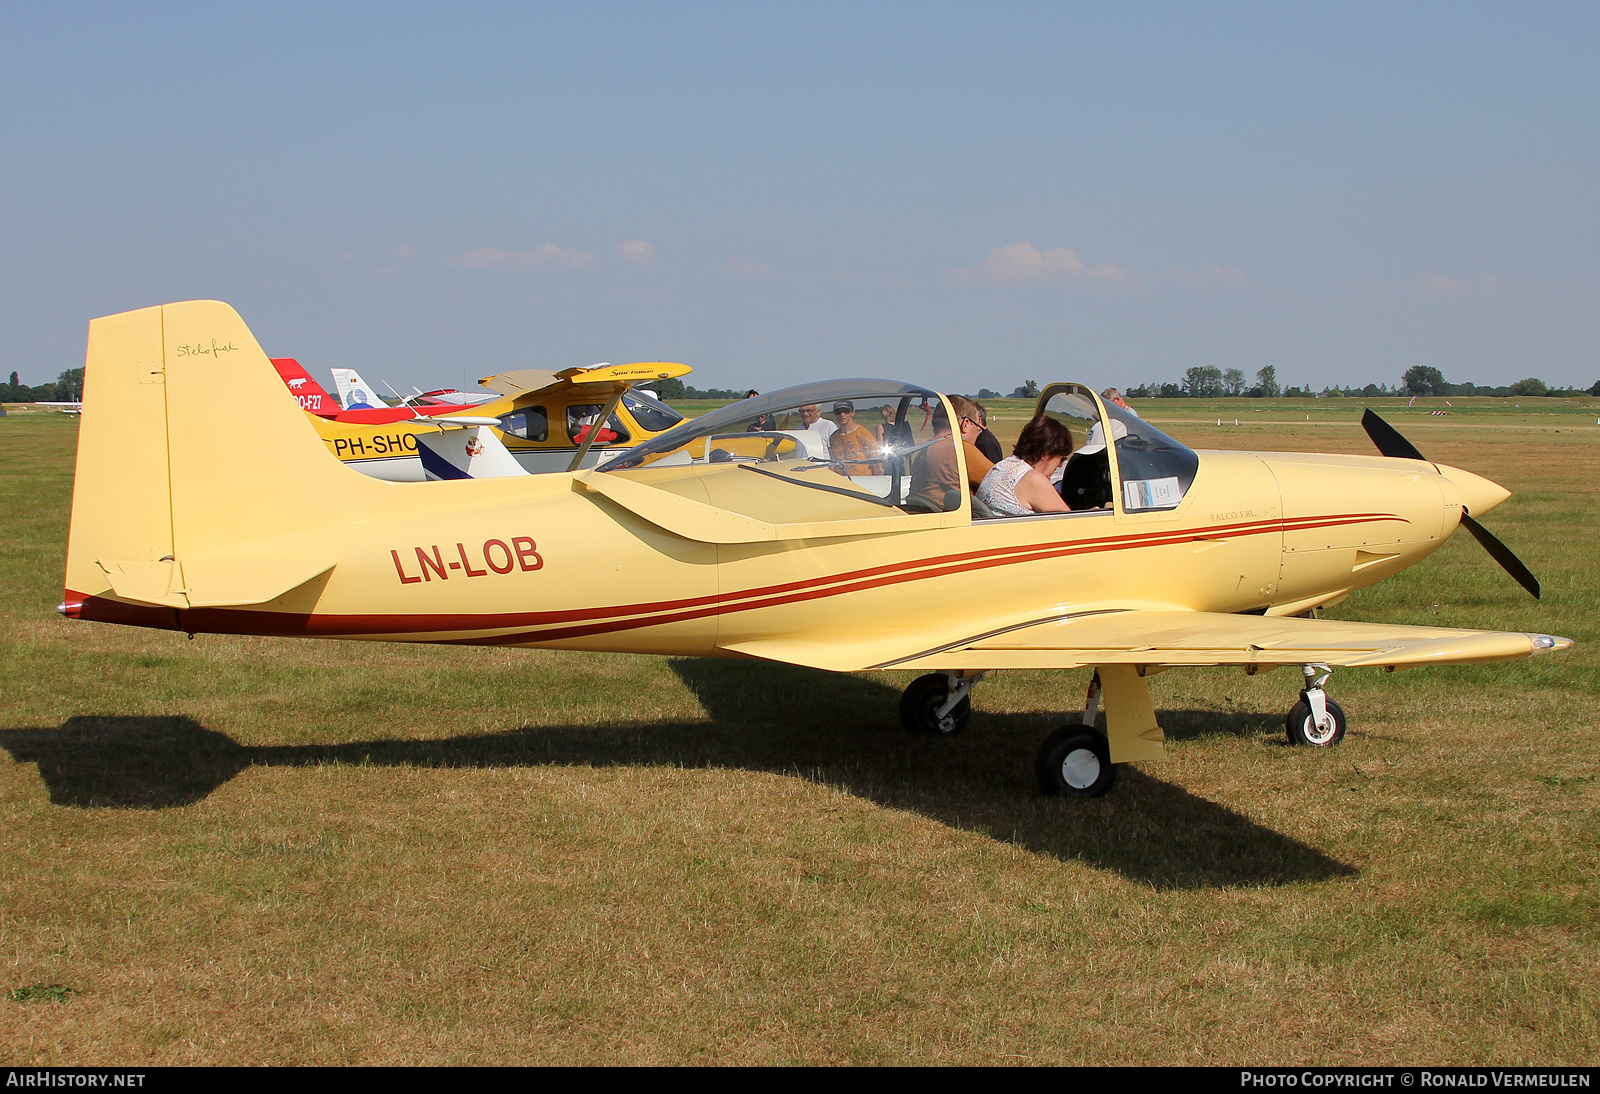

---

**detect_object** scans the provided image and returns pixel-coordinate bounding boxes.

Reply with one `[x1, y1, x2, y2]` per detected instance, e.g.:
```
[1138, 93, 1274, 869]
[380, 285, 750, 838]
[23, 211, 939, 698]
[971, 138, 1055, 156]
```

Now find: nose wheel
[1286, 663, 1347, 747]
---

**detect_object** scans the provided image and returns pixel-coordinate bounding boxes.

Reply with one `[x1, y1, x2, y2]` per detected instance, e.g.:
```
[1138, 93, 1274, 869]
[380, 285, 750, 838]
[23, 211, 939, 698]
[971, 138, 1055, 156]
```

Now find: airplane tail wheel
[899, 673, 970, 736]
[1036, 727, 1117, 798]
[1286, 694, 1347, 747]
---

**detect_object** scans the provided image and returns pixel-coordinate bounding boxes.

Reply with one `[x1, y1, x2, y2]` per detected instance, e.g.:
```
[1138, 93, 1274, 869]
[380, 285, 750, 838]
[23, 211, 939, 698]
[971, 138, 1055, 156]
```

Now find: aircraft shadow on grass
[0, 659, 1355, 890]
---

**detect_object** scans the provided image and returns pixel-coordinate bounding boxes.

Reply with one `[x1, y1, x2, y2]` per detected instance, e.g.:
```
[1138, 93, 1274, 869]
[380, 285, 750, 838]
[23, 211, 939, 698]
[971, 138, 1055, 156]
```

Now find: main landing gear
[897, 670, 1125, 798]
[898, 672, 981, 735]
[1035, 670, 1117, 798]
[1286, 663, 1346, 747]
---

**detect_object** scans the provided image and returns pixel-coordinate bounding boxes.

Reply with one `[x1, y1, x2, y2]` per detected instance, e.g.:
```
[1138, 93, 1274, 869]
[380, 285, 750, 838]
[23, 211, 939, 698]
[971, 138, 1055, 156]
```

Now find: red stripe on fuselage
[67, 510, 1404, 642]
[447, 511, 1405, 645]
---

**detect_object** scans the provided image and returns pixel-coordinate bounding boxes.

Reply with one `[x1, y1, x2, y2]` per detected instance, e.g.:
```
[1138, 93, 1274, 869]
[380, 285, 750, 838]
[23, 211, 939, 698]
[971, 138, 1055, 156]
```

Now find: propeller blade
[1361, 409, 1428, 462]
[1362, 411, 1539, 598]
[1460, 512, 1541, 599]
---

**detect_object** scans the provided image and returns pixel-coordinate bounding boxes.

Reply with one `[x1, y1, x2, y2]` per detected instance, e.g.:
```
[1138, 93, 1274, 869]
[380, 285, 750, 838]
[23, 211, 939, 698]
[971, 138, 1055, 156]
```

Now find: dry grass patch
[2, 409, 1597, 1064]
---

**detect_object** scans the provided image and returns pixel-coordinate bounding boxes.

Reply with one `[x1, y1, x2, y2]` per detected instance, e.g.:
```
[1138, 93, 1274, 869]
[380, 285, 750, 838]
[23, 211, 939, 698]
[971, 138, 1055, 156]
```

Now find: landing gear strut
[899, 667, 1158, 800]
[1035, 671, 1119, 798]
[1286, 663, 1346, 747]
[898, 672, 983, 736]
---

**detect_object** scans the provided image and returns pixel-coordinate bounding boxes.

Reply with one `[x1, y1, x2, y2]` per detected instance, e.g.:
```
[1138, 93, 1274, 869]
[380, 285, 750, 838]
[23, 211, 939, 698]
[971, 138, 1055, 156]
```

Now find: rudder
[64, 305, 175, 605]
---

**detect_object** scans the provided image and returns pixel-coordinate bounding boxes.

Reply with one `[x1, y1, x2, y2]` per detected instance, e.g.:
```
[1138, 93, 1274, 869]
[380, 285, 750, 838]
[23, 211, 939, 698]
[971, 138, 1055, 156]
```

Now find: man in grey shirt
[1101, 388, 1140, 418]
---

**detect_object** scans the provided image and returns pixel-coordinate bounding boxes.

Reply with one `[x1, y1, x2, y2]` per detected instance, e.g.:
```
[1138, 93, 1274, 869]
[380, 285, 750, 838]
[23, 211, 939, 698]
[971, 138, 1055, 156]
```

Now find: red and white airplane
[272, 359, 493, 424]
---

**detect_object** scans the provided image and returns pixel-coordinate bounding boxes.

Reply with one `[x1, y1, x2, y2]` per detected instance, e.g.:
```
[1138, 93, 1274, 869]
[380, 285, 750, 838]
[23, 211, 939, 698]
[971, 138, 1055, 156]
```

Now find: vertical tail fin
[65, 300, 396, 615]
[271, 357, 339, 416]
[329, 367, 381, 409]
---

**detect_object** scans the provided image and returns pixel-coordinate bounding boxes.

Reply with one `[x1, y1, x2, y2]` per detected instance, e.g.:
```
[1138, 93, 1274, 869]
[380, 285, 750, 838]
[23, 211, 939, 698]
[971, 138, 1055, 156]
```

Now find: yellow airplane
[61, 301, 1572, 798]
[307, 361, 694, 481]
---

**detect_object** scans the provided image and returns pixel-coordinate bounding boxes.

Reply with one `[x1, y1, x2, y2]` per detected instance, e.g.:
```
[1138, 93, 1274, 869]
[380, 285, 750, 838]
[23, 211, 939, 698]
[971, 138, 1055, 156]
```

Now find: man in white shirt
[797, 403, 838, 446]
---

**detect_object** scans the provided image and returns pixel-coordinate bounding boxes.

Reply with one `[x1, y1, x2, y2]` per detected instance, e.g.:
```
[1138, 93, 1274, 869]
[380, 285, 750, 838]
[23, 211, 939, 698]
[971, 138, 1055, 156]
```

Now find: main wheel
[1285, 694, 1347, 747]
[1035, 727, 1117, 798]
[899, 673, 970, 736]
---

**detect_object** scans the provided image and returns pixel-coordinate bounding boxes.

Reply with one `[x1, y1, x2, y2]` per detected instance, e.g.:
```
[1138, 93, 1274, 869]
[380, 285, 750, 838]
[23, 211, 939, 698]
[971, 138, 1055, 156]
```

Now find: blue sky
[3, 2, 1596, 394]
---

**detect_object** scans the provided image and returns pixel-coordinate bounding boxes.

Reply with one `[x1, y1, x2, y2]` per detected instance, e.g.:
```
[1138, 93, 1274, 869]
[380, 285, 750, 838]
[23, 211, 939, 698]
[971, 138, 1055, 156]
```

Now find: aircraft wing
[479, 362, 691, 397]
[722, 610, 1570, 674]
[478, 368, 561, 396]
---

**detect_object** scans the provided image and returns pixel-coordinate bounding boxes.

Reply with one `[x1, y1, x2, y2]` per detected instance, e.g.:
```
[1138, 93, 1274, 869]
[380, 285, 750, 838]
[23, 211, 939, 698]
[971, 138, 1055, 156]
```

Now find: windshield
[622, 389, 684, 433]
[602, 379, 966, 514]
[1102, 402, 1199, 511]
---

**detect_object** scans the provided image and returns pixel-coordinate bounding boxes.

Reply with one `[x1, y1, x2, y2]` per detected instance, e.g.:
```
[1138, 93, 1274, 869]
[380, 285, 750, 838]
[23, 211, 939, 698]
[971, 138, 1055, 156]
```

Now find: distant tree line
[650, 367, 1599, 405]
[666, 381, 754, 400]
[973, 382, 1041, 400]
[0, 368, 83, 403]
[1121, 364, 1598, 400]
[1390, 365, 1595, 399]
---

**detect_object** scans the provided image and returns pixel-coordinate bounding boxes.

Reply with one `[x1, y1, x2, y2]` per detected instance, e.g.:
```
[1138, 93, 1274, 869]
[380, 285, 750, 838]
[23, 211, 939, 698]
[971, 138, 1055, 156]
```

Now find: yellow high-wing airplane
[305, 361, 695, 481]
[61, 302, 1572, 798]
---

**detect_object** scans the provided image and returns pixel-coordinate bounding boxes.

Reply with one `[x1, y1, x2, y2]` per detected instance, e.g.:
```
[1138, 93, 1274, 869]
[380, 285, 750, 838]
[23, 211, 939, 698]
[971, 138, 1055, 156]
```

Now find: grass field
[1, 398, 1596, 1065]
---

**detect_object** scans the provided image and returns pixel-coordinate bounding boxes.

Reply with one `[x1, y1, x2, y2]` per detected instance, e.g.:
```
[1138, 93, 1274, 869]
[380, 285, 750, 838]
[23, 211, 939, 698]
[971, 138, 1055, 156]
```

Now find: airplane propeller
[1360, 409, 1541, 599]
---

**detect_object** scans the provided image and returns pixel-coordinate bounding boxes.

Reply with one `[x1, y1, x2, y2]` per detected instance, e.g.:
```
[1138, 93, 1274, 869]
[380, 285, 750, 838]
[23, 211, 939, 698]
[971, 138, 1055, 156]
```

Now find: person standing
[877, 403, 913, 449]
[828, 400, 881, 475]
[1101, 387, 1140, 418]
[973, 403, 1003, 463]
[744, 389, 776, 432]
[796, 403, 837, 446]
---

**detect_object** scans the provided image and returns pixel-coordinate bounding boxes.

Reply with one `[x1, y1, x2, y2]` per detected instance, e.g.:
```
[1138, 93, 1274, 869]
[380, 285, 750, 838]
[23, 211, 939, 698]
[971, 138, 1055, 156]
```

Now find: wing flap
[572, 470, 944, 544]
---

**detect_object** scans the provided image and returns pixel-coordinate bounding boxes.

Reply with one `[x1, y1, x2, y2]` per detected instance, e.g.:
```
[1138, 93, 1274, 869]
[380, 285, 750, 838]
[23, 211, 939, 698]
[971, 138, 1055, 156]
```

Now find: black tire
[1035, 727, 1118, 798]
[898, 673, 970, 736]
[1285, 694, 1347, 747]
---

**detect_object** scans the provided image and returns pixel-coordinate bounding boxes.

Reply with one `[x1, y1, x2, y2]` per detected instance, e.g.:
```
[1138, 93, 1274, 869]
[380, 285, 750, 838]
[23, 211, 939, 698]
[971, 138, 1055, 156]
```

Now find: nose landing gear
[1287, 663, 1346, 747]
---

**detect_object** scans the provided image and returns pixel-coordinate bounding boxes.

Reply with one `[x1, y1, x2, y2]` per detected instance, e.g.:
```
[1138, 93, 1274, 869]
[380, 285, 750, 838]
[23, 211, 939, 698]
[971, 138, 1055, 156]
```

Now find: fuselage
[66, 445, 1482, 666]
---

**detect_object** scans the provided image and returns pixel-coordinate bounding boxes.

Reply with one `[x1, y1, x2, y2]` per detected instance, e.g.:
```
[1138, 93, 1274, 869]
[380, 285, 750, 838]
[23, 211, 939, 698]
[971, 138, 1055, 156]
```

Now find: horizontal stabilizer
[416, 425, 530, 481]
[97, 559, 185, 607]
[98, 555, 335, 609]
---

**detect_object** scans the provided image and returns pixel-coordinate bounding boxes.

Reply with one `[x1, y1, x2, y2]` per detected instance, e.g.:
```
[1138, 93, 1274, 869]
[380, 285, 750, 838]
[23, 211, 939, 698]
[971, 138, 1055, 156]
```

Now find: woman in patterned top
[975, 414, 1074, 516]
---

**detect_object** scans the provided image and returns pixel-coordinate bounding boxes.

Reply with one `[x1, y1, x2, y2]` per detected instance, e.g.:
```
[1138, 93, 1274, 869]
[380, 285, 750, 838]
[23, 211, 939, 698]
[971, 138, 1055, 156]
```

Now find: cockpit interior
[601, 380, 1200, 525]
